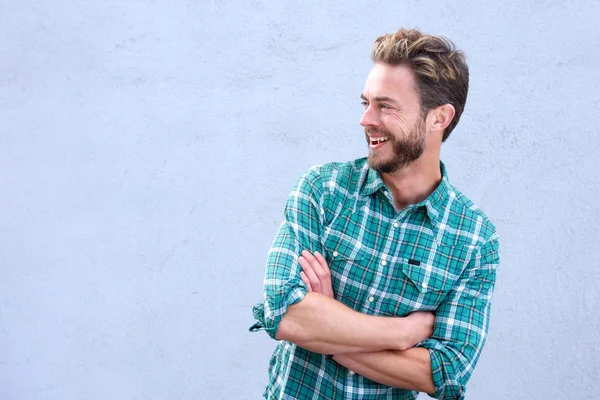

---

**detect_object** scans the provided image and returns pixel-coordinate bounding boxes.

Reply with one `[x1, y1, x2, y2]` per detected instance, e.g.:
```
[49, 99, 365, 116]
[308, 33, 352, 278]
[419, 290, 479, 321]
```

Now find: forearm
[334, 348, 435, 394]
[276, 292, 415, 354]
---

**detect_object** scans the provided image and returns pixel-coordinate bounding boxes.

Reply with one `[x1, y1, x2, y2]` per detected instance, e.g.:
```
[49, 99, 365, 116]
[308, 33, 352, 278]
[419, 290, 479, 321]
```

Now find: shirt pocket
[386, 259, 461, 316]
[402, 261, 459, 293]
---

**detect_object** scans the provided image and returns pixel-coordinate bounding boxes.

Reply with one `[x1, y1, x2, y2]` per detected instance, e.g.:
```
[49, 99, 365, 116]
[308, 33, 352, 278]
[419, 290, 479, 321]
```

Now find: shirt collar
[359, 160, 452, 224]
[359, 162, 387, 197]
[418, 161, 451, 223]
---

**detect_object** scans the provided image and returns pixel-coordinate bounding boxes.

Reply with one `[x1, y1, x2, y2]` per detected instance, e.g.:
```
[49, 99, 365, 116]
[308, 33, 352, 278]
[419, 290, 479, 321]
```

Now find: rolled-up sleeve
[417, 234, 500, 399]
[251, 167, 327, 339]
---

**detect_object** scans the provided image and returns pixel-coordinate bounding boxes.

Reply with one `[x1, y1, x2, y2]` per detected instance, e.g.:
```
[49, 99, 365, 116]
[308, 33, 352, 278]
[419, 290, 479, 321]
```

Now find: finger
[313, 251, 333, 297]
[302, 250, 329, 281]
[301, 250, 322, 271]
[314, 251, 330, 273]
[300, 271, 313, 292]
[298, 255, 321, 292]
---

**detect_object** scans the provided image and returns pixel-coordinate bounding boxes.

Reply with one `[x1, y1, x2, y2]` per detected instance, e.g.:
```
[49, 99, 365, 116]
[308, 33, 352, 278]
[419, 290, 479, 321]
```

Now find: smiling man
[250, 28, 500, 400]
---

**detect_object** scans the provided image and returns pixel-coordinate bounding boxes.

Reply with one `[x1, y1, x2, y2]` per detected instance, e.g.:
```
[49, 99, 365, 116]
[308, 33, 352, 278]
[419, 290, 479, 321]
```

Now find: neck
[380, 152, 442, 211]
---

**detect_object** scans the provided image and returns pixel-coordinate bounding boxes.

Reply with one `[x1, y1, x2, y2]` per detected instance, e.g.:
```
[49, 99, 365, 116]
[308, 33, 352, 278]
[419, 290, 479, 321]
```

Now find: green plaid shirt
[251, 158, 500, 400]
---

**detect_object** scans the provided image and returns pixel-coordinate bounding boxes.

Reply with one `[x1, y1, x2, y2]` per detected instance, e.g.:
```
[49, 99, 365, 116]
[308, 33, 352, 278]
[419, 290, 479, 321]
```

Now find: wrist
[391, 317, 414, 351]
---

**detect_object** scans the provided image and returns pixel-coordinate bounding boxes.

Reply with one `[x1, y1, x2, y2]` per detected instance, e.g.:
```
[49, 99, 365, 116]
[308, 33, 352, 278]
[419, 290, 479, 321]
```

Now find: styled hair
[371, 28, 469, 141]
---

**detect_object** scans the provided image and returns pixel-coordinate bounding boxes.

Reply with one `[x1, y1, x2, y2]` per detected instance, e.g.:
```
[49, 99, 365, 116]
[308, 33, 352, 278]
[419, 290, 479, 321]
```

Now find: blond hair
[371, 28, 469, 141]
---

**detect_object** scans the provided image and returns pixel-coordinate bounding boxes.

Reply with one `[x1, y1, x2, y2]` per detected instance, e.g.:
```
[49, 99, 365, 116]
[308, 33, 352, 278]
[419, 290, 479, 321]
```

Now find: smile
[369, 137, 389, 145]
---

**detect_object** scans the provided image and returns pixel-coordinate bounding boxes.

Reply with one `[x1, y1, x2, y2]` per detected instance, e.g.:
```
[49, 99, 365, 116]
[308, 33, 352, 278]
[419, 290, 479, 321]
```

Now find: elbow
[421, 382, 437, 397]
[275, 308, 309, 344]
[275, 318, 291, 341]
[262, 283, 309, 341]
[409, 349, 437, 395]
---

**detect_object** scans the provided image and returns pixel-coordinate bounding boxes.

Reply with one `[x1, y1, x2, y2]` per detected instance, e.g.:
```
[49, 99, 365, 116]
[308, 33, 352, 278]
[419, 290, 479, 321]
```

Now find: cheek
[383, 114, 412, 134]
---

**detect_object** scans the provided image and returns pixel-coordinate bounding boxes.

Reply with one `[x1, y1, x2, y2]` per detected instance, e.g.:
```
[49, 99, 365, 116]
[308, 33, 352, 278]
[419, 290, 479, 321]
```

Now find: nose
[360, 104, 380, 128]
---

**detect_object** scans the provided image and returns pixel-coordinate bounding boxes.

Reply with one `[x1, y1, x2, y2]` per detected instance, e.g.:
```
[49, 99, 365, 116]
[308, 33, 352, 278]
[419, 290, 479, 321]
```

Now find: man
[250, 28, 500, 400]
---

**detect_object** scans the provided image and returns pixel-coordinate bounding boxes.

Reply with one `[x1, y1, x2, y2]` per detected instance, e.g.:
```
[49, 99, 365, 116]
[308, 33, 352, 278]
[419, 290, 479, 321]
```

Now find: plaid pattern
[251, 158, 500, 400]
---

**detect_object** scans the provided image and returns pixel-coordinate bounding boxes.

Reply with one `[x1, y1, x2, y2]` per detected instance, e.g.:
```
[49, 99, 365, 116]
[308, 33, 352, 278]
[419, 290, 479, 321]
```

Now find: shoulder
[297, 158, 367, 195]
[444, 183, 498, 246]
[291, 159, 367, 221]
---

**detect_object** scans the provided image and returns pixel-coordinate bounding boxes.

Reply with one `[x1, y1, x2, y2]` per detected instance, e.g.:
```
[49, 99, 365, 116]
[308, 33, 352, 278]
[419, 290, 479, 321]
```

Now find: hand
[404, 311, 435, 348]
[298, 250, 335, 298]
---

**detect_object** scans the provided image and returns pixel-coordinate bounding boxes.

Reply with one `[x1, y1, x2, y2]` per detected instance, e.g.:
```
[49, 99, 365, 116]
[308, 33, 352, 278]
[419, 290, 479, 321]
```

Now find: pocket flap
[401, 261, 457, 293]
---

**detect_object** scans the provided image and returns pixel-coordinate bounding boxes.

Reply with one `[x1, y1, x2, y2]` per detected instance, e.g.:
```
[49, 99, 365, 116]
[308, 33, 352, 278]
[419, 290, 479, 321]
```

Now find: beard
[366, 119, 426, 174]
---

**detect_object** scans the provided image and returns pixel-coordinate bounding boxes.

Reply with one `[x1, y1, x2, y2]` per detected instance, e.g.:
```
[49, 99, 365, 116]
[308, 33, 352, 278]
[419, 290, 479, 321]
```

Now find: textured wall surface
[1, 1, 599, 399]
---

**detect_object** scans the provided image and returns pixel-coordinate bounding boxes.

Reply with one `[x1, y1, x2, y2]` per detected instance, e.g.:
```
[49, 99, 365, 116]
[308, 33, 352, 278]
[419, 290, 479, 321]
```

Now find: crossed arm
[276, 250, 436, 393]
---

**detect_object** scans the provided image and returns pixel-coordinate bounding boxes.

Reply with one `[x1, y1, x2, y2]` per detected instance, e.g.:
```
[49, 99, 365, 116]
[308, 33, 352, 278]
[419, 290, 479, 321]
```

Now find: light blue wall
[1, 1, 599, 399]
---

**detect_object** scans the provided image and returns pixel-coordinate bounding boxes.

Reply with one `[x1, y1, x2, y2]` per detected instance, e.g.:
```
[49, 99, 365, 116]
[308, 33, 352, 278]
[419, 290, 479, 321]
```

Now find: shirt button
[422, 282, 427, 289]
[381, 260, 387, 266]
[368, 296, 375, 302]
[349, 370, 355, 376]
[393, 222, 399, 228]
[333, 251, 339, 257]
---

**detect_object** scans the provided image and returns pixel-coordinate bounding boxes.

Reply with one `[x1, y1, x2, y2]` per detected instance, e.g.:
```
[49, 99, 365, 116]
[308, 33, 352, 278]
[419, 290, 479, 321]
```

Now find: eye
[379, 104, 391, 110]
[361, 101, 368, 108]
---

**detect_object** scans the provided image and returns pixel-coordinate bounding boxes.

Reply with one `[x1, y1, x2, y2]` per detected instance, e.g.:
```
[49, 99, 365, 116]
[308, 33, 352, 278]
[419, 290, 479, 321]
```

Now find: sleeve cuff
[416, 339, 463, 399]
[250, 285, 307, 339]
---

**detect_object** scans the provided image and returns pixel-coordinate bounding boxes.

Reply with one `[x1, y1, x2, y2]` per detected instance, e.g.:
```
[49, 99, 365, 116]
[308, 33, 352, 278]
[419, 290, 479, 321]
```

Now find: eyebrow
[360, 94, 399, 104]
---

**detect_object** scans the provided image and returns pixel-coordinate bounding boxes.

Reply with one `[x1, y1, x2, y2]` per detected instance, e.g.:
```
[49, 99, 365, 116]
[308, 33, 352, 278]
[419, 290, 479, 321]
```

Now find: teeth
[371, 137, 388, 143]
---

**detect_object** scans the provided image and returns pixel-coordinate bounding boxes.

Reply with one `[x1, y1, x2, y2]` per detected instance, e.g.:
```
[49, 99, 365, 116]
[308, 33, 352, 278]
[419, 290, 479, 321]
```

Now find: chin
[367, 152, 391, 172]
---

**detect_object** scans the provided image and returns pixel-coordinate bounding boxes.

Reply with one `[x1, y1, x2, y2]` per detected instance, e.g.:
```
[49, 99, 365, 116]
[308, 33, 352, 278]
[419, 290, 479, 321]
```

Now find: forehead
[363, 63, 419, 102]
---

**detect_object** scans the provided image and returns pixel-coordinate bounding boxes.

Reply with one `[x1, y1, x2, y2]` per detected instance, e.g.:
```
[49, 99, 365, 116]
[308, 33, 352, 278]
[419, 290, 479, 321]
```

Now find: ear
[428, 104, 455, 134]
